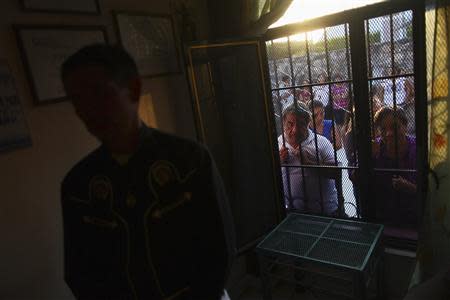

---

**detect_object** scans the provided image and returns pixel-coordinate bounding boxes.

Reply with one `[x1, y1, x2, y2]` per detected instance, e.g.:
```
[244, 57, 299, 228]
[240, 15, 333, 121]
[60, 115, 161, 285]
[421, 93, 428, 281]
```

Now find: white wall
[0, 0, 206, 298]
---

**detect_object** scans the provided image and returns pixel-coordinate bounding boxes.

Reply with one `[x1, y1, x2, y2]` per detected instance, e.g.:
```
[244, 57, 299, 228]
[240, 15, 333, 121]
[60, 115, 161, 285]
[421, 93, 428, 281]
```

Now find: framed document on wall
[14, 25, 108, 105]
[0, 61, 31, 152]
[20, 0, 100, 14]
[114, 11, 181, 78]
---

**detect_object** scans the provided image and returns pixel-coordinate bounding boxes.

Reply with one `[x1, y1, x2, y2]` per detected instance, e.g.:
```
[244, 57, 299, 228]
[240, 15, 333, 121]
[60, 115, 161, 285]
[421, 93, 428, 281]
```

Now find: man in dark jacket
[60, 44, 235, 300]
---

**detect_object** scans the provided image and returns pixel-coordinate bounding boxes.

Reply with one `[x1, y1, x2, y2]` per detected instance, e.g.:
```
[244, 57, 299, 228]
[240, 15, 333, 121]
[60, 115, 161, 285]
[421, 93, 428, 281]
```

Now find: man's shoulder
[146, 128, 207, 156]
[315, 132, 333, 146]
[62, 146, 104, 188]
[312, 133, 335, 160]
[305, 130, 329, 146]
[142, 128, 210, 168]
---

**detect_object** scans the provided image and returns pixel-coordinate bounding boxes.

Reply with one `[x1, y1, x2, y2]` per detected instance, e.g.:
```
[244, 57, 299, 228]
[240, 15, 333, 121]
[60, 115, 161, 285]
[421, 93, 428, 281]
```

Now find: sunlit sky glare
[270, 0, 385, 29]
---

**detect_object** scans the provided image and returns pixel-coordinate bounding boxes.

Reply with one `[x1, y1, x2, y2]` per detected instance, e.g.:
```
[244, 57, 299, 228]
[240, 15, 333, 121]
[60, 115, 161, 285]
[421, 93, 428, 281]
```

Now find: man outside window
[278, 103, 339, 215]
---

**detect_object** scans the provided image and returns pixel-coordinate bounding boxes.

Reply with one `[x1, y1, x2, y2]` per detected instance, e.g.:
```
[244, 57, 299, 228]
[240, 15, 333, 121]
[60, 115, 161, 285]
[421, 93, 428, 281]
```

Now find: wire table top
[257, 213, 384, 271]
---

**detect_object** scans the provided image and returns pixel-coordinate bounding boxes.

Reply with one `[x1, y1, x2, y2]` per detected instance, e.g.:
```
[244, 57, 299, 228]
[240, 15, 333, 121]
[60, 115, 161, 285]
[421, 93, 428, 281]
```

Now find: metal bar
[307, 29, 326, 214]
[428, 5, 438, 158]
[361, 226, 384, 272]
[282, 165, 417, 175]
[366, 20, 377, 139]
[258, 40, 286, 223]
[272, 39, 293, 210]
[324, 27, 339, 166]
[279, 228, 373, 247]
[368, 72, 415, 80]
[286, 35, 310, 210]
[304, 219, 335, 257]
[367, 19, 373, 78]
[372, 168, 417, 173]
[272, 79, 354, 91]
[296, 32, 315, 209]
[287, 36, 297, 105]
[282, 165, 357, 170]
[349, 18, 372, 221]
[189, 40, 262, 49]
[271, 41, 285, 146]
[345, 26, 357, 160]
[390, 13, 400, 170]
[369, 80, 376, 138]
[345, 22, 361, 217]
[187, 48, 207, 142]
[413, 2, 428, 227]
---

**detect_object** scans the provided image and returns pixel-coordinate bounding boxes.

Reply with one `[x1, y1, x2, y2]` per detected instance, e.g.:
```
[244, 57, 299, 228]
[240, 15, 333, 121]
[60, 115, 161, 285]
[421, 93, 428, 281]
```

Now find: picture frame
[14, 25, 108, 105]
[20, 0, 100, 15]
[113, 11, 181, 78]
[0, 61, 32, 152]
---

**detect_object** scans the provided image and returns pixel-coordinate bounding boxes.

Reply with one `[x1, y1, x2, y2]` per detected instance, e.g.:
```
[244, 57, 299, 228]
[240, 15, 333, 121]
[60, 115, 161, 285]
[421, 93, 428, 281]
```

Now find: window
[267, 23, 358, 218]
[266, 5, 423, 245]
[186, 1, 425, 253]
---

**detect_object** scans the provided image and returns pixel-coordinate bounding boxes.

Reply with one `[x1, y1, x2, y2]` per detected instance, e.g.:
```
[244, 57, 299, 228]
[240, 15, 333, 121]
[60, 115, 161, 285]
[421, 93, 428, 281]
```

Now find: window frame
[263, 0, 427, 249]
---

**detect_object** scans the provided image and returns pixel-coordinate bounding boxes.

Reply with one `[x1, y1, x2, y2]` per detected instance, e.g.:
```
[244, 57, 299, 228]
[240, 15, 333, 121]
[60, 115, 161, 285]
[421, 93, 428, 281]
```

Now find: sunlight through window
[270, 0, 386, 28]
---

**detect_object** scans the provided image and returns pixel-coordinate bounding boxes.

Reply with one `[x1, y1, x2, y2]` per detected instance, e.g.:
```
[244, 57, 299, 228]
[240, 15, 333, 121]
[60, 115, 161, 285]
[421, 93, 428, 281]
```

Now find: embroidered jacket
[61, 125, 235, 299]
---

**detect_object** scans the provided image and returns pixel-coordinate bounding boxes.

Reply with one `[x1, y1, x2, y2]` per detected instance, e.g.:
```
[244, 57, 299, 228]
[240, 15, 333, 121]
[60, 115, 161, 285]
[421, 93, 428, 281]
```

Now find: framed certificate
[114, 11, 181, 77]
[0, 61, 31, 152]
[15, 24, 108, 105]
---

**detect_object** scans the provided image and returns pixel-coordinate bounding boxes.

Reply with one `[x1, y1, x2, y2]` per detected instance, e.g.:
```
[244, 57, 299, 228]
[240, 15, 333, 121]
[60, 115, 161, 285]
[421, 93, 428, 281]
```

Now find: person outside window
[312, 73, 330, 108]
[330, 73, 350, 128]
[372, 106, 417, 226]
[311, 100, 342, 149]
[296, 79, 312, 105]
[278, 103, 338, 215]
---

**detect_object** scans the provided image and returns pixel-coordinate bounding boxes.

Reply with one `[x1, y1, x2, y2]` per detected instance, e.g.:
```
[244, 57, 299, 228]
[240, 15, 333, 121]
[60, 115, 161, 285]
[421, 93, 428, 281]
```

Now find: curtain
[412, 0, 450, 285]
[241, 0, 293, 36]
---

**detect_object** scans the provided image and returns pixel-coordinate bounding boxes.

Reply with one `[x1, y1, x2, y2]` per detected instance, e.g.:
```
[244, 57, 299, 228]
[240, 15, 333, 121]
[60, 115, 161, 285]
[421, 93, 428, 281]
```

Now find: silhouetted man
[60, 44, 235, 300]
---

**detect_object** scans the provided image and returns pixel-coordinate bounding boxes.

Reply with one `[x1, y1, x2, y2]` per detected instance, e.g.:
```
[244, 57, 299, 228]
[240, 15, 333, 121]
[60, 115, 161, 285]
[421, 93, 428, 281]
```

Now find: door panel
[187, 41, 284, 253]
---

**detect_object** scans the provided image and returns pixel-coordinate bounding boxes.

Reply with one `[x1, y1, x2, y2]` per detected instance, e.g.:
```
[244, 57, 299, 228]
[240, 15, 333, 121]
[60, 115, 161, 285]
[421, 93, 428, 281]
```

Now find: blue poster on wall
[0, 62, 31, 152]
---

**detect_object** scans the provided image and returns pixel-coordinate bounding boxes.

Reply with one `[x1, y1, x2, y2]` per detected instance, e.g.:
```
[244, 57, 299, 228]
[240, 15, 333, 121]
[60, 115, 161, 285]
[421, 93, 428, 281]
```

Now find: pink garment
[331, 84, 349, 110]
[296, 88, 311, 103]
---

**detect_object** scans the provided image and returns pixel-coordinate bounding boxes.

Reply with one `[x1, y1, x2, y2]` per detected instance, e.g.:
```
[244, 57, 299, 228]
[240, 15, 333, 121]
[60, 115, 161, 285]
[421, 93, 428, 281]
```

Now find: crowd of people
[275, 69, 417, 226]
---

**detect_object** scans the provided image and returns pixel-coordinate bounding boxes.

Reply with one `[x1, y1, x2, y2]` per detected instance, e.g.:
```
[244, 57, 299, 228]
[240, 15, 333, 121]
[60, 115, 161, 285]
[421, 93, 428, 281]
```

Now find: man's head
[281, 75, 290, 84]
[317, 73, 327, 83]
[61, 44, 141, 142]
[374, 106, 408, 143]
[312, 100, 325, 125]
[334, 73, 343, 82]
[282, 103, 311, 144]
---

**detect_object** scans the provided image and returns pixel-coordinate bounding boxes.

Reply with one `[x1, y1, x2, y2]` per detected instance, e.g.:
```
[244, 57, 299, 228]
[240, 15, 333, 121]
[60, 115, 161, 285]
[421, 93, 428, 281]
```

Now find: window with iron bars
[267, 9, 419, 241]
